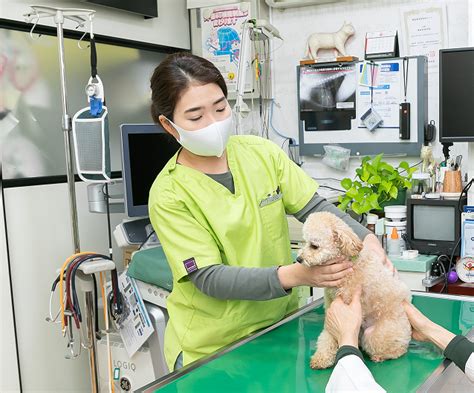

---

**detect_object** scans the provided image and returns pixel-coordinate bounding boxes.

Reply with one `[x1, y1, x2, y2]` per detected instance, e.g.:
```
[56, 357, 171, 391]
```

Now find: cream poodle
[297, 212, 412, 369]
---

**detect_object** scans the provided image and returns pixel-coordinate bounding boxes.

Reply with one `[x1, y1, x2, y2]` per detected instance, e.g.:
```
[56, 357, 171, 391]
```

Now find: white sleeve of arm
[465, 353, 474, 383]
[325, 355, 386, 393]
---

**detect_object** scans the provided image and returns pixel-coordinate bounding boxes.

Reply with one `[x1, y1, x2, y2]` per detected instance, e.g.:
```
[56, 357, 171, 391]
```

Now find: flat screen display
[121, 124, 180, 217]
[440, 48, 474, 142]
[413, 205, 455, 242]
[86, 0, 158, 18]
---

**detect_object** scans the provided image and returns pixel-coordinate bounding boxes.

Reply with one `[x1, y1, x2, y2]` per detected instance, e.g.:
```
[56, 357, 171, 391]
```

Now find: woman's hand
[403, 301, 455, 350]
[325, 286, 363, 347]
[363, 233, 396, 275]
[278, 258, 353, 289]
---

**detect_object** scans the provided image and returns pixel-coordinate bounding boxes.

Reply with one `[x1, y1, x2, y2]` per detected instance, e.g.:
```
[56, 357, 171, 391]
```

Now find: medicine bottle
[366, 214, 377, 233]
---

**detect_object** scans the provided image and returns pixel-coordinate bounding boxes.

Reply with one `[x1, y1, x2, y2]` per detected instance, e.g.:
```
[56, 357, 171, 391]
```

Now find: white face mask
[168, 114, 234, 157]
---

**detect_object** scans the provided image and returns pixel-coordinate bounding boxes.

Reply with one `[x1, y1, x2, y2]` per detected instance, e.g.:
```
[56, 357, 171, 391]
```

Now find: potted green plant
[338, 154, 417, 215]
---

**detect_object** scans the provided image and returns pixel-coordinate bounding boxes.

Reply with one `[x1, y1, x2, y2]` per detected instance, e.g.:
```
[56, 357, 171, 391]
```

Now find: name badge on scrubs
[259, 186, 283, 208]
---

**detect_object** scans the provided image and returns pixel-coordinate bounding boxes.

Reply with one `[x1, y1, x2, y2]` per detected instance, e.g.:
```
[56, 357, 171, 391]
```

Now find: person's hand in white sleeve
[325, 287, 385, 392]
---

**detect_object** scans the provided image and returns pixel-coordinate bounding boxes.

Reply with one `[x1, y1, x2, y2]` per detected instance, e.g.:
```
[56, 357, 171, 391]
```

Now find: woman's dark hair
[150, 52, 228, 122]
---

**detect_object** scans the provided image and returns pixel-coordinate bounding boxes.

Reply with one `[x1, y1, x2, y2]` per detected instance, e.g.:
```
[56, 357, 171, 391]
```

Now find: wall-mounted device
[439, 47, 474, 143]
[407, 196, 467, 256]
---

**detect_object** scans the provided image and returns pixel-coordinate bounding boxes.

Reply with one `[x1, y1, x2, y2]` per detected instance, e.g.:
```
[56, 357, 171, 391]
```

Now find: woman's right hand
[278, 258, 354, 289]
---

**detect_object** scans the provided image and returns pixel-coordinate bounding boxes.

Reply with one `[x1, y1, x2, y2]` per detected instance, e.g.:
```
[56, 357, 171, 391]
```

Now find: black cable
[458, 178, 473, 213]
[102, 182, 123, 314]
[318, 185, 345, 192]
[438, 258, 447, 293]
[448, 237, 462, 274]
[92, 273, 100, 338]
[70, 254, 111, 322]
[313, 177, 344, 182]
[402, 57, 409, 102]
[138, 229, 156, 251]
[369, 61, 376, 106]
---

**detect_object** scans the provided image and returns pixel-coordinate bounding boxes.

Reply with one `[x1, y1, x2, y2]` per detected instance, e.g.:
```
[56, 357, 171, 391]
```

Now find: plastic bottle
[366, 214, 377, 233]
[387, 227, 401, 257]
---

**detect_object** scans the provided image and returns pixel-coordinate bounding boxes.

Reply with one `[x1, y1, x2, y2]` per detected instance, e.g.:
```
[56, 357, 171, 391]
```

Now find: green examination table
[137, 292, 473, 393]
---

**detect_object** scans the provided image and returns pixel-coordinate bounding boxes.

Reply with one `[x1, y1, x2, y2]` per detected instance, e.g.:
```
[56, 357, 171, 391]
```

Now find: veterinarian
[325, 290, 474, 391]
[148, 52, 393, 371]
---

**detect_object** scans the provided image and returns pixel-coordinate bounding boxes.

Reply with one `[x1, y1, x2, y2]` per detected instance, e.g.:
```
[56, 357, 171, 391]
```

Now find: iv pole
[24, 6, 100, 392]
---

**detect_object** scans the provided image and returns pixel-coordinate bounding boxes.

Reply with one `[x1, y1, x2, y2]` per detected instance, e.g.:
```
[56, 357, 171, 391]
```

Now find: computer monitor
[439, 47, 474, 142]
[121, 124, 180, 217]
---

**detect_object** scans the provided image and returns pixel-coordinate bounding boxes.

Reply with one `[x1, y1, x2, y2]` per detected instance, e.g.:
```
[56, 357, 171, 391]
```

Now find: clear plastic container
[410, 172, 431, 198]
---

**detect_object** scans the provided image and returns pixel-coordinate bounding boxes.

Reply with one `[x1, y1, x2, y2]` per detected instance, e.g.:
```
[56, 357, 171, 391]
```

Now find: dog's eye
[310, 244, 319, 250]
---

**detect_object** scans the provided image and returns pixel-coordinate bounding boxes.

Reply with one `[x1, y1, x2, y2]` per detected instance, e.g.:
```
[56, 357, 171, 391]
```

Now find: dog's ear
[333, 224, 363, 257]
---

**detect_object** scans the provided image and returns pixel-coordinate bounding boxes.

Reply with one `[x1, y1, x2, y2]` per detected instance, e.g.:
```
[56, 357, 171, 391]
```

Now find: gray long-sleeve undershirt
[188, 171, 370, 300]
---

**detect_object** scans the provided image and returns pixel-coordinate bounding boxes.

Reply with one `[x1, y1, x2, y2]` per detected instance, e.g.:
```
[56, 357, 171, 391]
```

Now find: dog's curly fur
[298, 212, 412, 369]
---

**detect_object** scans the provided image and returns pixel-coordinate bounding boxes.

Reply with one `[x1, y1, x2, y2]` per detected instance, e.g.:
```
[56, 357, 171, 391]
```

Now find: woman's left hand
[363, 233, 397, 276]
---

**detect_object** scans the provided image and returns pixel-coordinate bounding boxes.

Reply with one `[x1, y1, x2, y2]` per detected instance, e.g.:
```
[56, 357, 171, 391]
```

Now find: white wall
[0, 0, 190, 49]
[267, 0, 470, 179]
[0, 188, 21, 393]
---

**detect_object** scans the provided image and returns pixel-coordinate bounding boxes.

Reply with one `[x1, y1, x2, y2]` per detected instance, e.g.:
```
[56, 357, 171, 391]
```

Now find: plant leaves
[338, 197, 351, 211]
[366, 163, 378, 176]
[368, 193, 381, 210]
[347, 187, 358, 198]
[341, 178, 352, 190]
[399, 161, 410, 171]
[381, 180, 392, 193]
[368, 175, 382, 184]
[361, 169, 370, 182]
[351, 201, 362, 214]
[361, 200, 372, 213]
[372, 154, 383, 170]
[379, 162, 394, 173]
[389, 185, 398, 199]
[403, 179, 412, 189]
[407, 167, 418, 177]
[354, 190, 365, 203]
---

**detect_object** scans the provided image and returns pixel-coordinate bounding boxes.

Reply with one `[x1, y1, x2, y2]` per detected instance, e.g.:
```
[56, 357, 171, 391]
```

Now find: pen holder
[443, 170, 462, 193]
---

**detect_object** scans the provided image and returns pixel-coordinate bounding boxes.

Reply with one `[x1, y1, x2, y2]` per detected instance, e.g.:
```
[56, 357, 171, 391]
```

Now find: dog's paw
[310, 351, 335, 369]
[370, 355, 384, 363]
[368, 345, 408, 363]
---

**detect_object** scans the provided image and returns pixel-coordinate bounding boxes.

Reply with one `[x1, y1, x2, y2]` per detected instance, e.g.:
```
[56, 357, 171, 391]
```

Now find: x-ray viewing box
[298, 56, 427, 157]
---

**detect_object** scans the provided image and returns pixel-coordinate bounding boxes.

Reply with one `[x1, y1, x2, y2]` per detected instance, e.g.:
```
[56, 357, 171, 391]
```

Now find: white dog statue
[305, 22, 355, 59]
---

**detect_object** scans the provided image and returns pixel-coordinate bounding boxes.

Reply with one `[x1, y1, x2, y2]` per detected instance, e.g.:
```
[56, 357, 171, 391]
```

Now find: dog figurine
[305, 22, 355, 59]
[297, 212, 412, 369]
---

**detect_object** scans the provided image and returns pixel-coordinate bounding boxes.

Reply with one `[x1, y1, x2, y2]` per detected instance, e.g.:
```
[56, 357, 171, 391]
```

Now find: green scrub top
[148, 135, 318, 370]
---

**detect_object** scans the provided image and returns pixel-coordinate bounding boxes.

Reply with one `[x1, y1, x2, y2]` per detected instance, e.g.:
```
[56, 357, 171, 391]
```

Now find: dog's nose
[296, 256, 304, 264]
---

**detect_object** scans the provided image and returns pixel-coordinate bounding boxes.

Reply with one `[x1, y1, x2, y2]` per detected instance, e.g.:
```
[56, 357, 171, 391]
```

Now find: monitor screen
[121, 124, 180, 217]
[413, 205, 455, 242]
[440, 48, 474, 142]
[86, 0, 158, 18]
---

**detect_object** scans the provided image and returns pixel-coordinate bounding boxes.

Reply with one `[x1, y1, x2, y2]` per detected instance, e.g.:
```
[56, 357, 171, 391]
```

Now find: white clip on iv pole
[23, 6, 108, 393]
